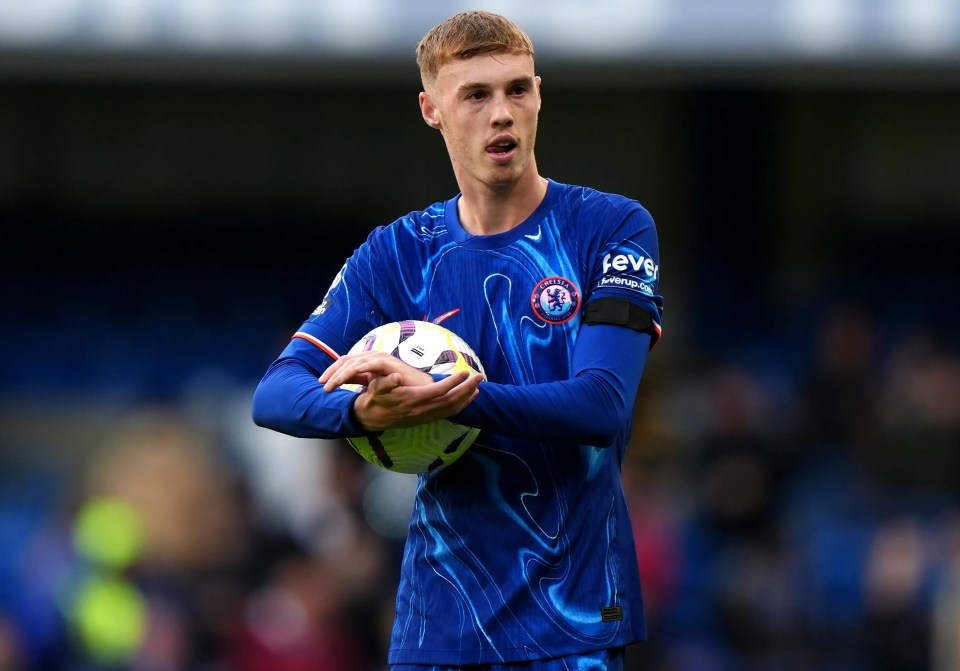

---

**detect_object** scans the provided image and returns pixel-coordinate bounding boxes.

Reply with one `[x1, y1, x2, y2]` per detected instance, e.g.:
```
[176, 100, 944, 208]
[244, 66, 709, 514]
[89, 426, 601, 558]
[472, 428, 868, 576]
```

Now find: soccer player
[252, 10, 664, 671]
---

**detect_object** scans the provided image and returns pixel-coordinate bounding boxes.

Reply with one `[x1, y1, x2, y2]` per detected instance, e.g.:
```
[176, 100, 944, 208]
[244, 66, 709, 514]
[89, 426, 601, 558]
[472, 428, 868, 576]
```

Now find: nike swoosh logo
[525, 225, 542, 242]
[430, 308, 461, 325]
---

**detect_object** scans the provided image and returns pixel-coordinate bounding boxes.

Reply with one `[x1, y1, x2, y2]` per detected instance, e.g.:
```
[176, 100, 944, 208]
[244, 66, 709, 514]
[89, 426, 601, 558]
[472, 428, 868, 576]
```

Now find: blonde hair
[416, 11, 535, 88]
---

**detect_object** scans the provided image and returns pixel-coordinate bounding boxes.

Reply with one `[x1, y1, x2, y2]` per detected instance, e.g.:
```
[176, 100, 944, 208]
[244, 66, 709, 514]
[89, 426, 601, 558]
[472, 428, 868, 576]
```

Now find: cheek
[523, 115, 539, 148]
[444, 120, 476, 151]
[440, 129, 470, 165]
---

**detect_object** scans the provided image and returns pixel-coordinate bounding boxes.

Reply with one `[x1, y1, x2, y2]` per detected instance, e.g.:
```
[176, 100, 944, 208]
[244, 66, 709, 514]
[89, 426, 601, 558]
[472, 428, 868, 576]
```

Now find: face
[420, 51, 541, 190]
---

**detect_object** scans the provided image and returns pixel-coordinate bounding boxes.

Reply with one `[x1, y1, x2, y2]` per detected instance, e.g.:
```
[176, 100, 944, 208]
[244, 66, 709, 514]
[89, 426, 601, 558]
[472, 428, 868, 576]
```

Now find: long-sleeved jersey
[252, 179, 663, 665]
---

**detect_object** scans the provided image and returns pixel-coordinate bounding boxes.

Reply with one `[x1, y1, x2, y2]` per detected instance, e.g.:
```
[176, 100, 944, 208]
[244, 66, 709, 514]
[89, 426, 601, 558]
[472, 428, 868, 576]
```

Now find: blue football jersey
[300, 179, 663, 665]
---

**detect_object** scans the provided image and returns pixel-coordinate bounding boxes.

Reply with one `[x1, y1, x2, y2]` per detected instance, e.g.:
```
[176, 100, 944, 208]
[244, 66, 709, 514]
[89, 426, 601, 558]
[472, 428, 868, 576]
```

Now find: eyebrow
[456, 75, 535, 95]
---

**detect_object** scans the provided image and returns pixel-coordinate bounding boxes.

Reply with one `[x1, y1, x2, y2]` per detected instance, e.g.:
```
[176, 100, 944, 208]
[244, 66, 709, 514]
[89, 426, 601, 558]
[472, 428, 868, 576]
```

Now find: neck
[457, 171, 548, 236]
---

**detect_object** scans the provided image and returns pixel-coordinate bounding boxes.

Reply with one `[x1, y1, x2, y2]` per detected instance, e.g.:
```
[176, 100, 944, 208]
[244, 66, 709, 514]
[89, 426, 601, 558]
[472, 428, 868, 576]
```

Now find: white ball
[342, 320, 484, 474]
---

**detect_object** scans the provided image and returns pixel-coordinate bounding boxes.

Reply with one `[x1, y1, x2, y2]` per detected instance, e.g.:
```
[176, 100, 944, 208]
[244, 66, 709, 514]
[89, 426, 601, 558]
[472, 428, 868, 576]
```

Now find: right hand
[320, 351, 482, 432]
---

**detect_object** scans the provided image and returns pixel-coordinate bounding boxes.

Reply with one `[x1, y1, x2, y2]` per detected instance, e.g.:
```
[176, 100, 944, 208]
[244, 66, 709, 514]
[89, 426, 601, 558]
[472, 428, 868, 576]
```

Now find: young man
[252, 10, 664, 671]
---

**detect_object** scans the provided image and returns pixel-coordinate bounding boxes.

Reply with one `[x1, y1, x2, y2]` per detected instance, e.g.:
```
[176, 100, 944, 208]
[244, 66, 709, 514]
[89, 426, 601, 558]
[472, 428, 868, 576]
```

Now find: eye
[466, 90, 487, 101]
[510, 84, 529, 96]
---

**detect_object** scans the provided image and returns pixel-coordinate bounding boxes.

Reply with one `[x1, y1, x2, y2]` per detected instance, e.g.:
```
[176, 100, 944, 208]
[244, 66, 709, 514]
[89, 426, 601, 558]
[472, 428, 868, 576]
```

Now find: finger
[320, 352, 386, 390]
[442, 373, 483, 410]
[421, 369, 470, 398]
[318, 356, 346, 384]
[321, 362, 354, 391]
[319, 352, 375, 386]
[404, 373, 481, 421]
[368, 372, 403, 396]
[322, 362, 370, 392]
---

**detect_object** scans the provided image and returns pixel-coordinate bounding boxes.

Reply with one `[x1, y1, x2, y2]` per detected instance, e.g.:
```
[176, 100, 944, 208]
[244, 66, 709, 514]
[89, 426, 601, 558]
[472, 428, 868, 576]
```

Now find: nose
[491, 94, 514, 128]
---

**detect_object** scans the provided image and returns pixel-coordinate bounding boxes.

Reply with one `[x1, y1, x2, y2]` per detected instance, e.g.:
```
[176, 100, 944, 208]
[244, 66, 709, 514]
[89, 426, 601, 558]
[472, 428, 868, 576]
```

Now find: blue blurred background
[2, 1, 960, 669]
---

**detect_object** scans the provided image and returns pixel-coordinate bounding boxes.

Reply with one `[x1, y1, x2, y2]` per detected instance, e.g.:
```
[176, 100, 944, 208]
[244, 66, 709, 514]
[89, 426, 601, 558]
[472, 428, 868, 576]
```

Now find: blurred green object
[73, 497, 144, 569]
[71, 574, 146, 664]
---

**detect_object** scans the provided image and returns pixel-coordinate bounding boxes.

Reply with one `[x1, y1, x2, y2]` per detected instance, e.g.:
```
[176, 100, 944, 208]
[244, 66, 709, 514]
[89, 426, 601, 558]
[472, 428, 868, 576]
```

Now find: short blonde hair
[416, 11, 535, 88]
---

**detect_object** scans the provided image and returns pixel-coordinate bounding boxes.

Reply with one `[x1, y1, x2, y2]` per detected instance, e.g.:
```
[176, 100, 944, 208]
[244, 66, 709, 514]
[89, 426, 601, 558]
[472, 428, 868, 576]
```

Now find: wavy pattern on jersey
[475, 209, 579, 385]
[393, 447, 625, 661]
[409, 469, 552, 660]
[382, 186, 649, 664]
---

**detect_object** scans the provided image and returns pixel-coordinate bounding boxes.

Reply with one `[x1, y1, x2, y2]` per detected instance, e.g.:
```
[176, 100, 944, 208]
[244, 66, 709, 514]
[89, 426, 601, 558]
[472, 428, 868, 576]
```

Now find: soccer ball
[341, 320, 485, 474]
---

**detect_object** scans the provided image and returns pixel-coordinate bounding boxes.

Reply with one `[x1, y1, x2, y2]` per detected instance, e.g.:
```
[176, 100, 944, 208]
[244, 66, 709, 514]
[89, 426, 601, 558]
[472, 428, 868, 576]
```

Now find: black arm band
[583, 297, 659, 337]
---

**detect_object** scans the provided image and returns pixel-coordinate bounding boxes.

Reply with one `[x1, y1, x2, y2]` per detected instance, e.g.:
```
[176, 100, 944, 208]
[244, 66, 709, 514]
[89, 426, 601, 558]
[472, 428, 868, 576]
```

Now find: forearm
[454, 324, 651, 446]
[252, 357, 365, 439]
[453, 373, 629, 446]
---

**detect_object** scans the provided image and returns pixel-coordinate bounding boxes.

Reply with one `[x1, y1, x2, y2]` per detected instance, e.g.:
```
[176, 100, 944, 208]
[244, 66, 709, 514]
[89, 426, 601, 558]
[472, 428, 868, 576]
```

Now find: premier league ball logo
[531, 276, 580, 324]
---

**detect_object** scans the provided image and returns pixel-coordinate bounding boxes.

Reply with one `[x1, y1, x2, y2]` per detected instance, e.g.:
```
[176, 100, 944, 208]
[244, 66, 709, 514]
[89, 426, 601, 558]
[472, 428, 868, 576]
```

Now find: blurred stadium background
[2, 1, 960, 669]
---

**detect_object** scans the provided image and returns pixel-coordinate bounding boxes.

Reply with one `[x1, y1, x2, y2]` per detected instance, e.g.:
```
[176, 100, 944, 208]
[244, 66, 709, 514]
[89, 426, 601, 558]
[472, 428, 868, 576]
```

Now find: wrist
[348, 393, 383, 436]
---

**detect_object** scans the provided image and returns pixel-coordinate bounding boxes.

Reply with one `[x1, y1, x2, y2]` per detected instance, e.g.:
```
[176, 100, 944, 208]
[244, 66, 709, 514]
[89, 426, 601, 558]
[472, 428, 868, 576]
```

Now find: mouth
[486, 137, 518, 161]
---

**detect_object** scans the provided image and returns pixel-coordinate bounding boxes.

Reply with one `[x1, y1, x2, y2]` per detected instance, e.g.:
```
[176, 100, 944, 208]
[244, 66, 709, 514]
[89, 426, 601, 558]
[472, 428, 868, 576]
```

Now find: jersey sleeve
[584, 202, 664, 347]
[251, 356, 365, 439]
[251, 235, 387, 439]
[452, 322, 651, 447]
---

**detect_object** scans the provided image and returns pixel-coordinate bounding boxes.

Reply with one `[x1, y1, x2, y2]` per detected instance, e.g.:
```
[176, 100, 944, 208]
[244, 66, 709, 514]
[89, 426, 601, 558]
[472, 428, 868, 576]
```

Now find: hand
[319, 351, 482, 432]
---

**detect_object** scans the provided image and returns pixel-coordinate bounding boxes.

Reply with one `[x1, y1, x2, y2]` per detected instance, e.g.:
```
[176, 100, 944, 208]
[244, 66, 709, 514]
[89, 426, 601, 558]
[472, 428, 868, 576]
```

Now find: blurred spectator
[796, 304, 880, 464]
[75, 409, 252, 669]
[932, 514, 960, 671]
[693, 364, 782, 537]
[872, 331, 960, 494]
[219, 549, 369, 671]
[860, 516, 931, 671]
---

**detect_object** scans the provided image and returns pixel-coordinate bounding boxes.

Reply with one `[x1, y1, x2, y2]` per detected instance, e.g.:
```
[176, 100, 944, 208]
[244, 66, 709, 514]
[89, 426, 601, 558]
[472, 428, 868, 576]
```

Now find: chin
[485, 177, 522, 190]
[486, 165, 526, 186]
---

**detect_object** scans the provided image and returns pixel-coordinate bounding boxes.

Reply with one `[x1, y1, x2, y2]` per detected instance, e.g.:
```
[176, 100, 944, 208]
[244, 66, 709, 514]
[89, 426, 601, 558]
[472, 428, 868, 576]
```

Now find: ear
[535, 75, 542, 111]
[419, 91, 441, 129]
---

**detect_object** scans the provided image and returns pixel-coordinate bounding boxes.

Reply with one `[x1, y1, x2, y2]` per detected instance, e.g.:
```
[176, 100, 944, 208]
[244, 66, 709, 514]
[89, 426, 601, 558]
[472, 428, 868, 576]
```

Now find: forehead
[433, 51, 535, 92]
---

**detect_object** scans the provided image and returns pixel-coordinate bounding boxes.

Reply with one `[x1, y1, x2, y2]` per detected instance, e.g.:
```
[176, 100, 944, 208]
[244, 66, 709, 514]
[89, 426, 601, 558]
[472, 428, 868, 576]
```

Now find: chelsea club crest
[531, 276, 580, 324]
